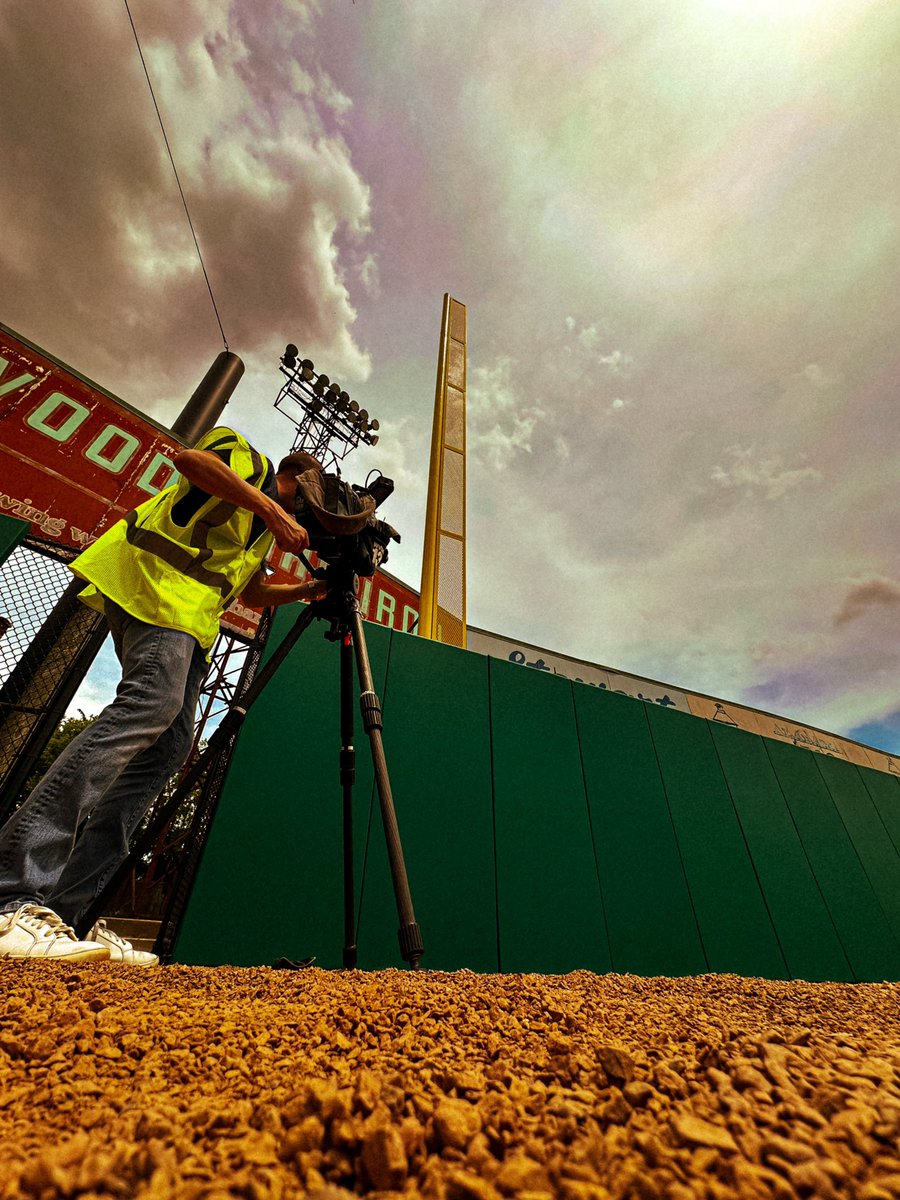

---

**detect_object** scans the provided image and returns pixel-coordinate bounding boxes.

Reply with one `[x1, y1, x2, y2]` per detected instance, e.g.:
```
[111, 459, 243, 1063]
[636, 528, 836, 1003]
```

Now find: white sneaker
[86, 919, 158, 967]
[0, 904, 111, 961]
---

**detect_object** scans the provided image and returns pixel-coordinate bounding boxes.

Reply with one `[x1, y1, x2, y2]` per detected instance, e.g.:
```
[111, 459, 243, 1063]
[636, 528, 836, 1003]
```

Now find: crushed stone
[1, 964, 899, 1198]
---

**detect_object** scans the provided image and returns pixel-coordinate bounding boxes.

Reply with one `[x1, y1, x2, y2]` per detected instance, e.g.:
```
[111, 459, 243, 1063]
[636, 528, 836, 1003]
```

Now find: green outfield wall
[0, 515, 29, 567]
[174, 610, 900, 980]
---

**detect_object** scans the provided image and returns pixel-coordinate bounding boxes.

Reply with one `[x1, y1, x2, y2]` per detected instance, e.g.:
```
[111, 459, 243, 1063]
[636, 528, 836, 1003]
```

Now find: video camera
[294, 468, 400, 578]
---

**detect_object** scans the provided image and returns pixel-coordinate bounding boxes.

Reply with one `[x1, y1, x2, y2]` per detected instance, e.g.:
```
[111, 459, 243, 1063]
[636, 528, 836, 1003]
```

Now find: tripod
[76, 562, 424, 970]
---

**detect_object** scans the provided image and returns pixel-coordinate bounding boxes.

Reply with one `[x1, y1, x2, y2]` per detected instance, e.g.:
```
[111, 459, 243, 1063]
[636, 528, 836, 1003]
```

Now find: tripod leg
[340, 634, 357, 968]
[221, 600, 320, 722]
[348, 607, 424, 969]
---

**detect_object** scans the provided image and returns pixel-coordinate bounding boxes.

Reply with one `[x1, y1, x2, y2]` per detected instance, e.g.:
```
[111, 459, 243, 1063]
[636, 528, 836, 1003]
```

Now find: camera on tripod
[294, 467, 400, 578]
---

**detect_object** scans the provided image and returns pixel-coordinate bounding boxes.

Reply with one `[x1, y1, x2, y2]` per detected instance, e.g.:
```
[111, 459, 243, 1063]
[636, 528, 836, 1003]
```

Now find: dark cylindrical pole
[171, 351, 245, 444]
[349, 604, 424, 969]
[340, 634, 357, 968]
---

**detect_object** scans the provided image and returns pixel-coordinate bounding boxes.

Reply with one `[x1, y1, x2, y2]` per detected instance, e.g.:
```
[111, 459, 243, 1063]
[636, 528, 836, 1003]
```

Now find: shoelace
[94, 921, 131, 952]
[16, 905, 77, 945]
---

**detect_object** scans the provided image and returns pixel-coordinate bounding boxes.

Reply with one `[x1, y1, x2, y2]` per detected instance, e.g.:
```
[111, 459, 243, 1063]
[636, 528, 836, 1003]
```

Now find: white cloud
[597, 350, 629, 373]
[0, 0, 373, 416]
[359, 253, 380, 294]
[743, 599, 900, 736]
[467, 357, 545, 471]
[802, 362, 832, 389]
[576, 324, 602, 352]
[565, 320, 632, 376]
[709, 446, 823, 501]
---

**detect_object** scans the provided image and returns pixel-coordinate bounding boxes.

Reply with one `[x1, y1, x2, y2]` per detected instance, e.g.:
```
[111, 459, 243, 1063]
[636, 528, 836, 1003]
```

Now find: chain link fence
[0, 541, 110, 820]
[0, 541, 75, 687]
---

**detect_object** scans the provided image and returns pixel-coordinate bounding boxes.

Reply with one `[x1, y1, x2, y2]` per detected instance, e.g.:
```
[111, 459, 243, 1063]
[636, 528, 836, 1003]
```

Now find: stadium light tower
[274, 344, 380, 471]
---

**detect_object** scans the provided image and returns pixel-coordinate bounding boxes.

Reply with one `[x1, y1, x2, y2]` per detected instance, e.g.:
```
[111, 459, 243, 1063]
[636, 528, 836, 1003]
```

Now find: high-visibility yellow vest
[71, 427, 275, 650]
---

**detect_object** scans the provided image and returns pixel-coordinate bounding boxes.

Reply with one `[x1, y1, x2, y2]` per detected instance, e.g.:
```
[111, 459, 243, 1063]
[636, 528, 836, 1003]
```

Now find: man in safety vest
[0, 426, 326, 965]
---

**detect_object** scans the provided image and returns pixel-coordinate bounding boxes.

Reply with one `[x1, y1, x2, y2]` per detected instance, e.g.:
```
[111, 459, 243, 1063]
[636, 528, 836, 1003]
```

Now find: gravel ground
[1, 963, 899, 1199]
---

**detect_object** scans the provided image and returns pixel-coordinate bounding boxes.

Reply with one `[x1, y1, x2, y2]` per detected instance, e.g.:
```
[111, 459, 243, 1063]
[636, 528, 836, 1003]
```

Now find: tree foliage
[23, 710, 97, 796]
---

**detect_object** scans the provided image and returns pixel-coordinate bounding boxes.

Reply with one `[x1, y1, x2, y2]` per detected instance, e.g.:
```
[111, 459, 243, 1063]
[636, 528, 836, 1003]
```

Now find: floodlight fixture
[274, 343, 385, 471]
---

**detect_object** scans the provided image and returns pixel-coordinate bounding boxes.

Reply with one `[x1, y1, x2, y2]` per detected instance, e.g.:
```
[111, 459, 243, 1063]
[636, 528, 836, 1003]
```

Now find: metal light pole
[171, 352, 244, 445]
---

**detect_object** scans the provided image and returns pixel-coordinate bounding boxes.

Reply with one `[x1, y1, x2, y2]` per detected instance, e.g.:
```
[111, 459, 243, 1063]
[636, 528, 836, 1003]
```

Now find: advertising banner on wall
[0, 323, 421, 641]
[467, 627, 692, 712]
[468, 625, 897, 775]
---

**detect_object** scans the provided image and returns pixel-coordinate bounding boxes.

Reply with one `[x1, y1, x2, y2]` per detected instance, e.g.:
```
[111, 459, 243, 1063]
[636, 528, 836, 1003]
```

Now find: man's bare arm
[240, 572, 328, 609]
[172, 448, 309, 554]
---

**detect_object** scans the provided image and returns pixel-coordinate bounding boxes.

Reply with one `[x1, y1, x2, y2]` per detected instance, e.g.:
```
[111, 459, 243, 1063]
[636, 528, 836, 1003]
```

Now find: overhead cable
[124, 0, 229, 350]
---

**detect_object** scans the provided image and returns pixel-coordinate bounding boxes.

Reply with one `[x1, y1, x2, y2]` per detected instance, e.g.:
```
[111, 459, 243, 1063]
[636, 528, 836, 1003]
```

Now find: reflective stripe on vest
[124, 510, 234, 599]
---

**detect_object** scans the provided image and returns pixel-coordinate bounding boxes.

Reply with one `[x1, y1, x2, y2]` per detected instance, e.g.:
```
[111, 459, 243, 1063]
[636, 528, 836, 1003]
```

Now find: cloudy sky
[3, 0, 900, 749]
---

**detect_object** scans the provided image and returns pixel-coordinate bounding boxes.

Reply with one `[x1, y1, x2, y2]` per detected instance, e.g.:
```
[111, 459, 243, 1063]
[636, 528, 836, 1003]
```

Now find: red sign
[0, 324, 183, 550]
[0, 323, 420, 638]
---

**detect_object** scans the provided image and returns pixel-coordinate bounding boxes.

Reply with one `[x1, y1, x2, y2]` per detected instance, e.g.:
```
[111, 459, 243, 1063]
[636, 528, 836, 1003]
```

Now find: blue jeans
[0, 601, 207, 927]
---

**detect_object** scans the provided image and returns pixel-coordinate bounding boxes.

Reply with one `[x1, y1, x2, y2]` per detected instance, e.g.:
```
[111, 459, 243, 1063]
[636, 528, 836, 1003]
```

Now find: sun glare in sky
[691, 0, 880, 54]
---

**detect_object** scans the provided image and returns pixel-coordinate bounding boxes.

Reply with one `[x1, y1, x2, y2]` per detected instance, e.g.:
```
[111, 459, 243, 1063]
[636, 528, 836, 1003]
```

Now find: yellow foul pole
[419, 294, 466, 647]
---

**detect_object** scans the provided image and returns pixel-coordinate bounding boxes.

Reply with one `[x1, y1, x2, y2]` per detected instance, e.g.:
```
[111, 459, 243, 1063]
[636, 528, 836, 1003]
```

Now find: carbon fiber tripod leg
[348, 604, 424, 969]
[340, 633, 357, 968]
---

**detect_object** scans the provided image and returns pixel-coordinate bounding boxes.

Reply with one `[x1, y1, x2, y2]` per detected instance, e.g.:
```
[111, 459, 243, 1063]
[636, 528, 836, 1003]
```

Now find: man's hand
[264, 505, 310, 555]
